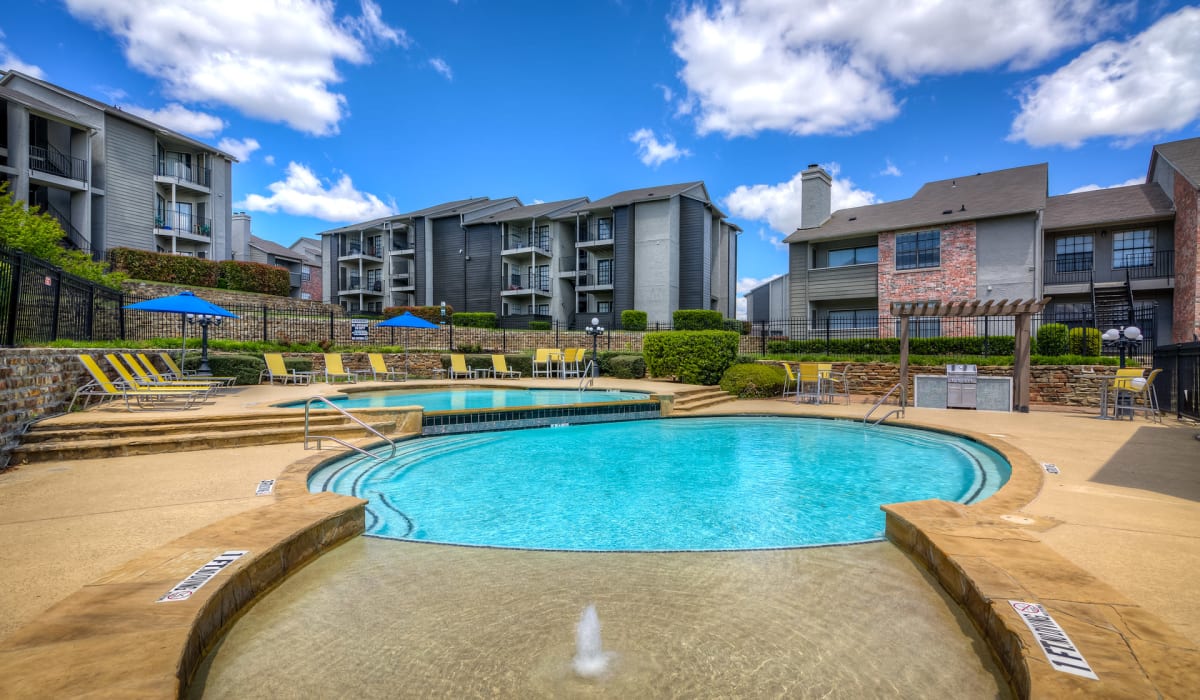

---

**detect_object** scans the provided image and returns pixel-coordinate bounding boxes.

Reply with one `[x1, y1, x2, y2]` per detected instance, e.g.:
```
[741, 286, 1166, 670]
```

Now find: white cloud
[64, 0, 405, 136]
[1067, 176, 1143, 194]
[217, 137, 261, 162]
[1010, 7, 1200, 148]
[429, 57, 453, 80]
[263, 154, 276, 166]
[670, 0, 1130, 137]
[880, 159, 902, 177]
[630, 128, 691, 167]
[724, 163, 878, 234]
[0, 31, 45, 78]
[240, 162, 394, 222]
[655, 83, 674, 102]
[124, 103, 225, 137]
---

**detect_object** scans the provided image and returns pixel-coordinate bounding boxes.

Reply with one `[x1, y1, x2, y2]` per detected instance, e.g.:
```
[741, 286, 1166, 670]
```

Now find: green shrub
[601, 353, 646, 379]
[621, 309, 647, 331]
[179, 352, 307, 385]
[455, 343, 483, 353]
[672, 309, 725, 330]
[216, 260, 290, 295]
[452, 312, 497, 328]
[644, 330, 739, 385]
[528, 320, 551, 330]
[1036, 323, 1069, 356]
[1068, 327, 1101, 356]
[719, 363, 785, 398]
[765, 335, 1017, 356]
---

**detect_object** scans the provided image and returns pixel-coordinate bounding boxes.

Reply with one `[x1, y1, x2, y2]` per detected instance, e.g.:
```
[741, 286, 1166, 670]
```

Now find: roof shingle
[1044, 183, 1174, 230]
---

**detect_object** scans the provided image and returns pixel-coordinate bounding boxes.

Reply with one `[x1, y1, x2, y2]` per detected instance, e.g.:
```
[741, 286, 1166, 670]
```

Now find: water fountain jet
[572, 604, 611, 678]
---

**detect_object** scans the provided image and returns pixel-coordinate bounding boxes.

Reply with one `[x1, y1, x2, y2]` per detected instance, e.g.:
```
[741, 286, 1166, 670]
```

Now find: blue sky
[3, 1, 1199, 317]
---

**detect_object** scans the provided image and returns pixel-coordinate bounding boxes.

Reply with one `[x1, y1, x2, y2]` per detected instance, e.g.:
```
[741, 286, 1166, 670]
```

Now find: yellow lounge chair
[448, 353, 474, 379]
[1113, 368, 1162, 422]
[367, 353, 405, 381]
[259, 353, 312, 385]
[105, 354, 215, 394]
[323, 354, 358, 383]
[72, 355, 207, 411]
[119, 353, 227, 390]
[147, 353, 236, 386]
[488, 354, 521, 379]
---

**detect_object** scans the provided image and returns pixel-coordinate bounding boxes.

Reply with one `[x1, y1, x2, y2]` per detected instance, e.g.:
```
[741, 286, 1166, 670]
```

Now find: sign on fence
[350, 318, 370, 342]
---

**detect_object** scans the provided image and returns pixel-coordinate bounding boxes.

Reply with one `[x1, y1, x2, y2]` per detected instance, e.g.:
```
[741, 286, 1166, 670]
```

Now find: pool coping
[1, 403, 1196, 698]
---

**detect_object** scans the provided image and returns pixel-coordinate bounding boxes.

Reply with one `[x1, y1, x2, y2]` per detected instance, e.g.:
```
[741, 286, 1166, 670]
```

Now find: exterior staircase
[9, 411, 396, 465]
[1091, 275, 1134, 330]
[670, 386, 736, 413]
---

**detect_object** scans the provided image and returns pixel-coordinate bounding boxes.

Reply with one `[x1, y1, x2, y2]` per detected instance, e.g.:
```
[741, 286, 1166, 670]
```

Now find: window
[597, 259, 613, 285]
[502, 302, 510, 316]
[301, 292, 311, 300]
[174, 202, 193, 232]
[536, 304, 549, 316]
[578, 296, 588, 313]
[895, 230, 940, 269]
[1113, 229, 1153, 268]
[597, 217, 613, 240]
[827, 245, 878, 268]
[823, 309, 878, 329]
[895, 317, 942, 338]
[578, 250, 588, 270]
[301, 265, 311, 281]
[597, 301, 611, 313]
[1054, 235, 1093, 273]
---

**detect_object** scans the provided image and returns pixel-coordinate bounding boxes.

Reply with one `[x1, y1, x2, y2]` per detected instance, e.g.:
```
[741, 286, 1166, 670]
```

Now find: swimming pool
[282, 388, 650, 412]
[309, 416, 1009, 550]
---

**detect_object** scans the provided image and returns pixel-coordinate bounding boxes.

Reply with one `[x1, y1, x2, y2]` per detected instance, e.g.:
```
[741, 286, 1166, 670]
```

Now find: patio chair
[122, 353, 233, 392]
[488, 354, 521, 379]
[366, 353, 405, 381]
[72, 355, 208, 411]
[323, 354, 358, 383]
[148, 353, 236, 386]
[259, 353, 312, 385]
[1114, 368, 1162, 422]
[1102, 368, 1146, 418]
[561, 348, 582, 378]
[105, 354, 216, 394]
[820, 363, 851, 404]
[532, 348, 557, 378]
[795, 362, 823, 404]
[448, 353, 474, 379]
[781, 363, 798, 398]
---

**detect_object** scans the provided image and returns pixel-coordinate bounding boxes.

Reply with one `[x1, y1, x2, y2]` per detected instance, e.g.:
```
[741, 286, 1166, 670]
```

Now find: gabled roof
[472, 197, 589, 224]
[1150, 136, 1200, 188]
[785, 163, 1048, 243]
[1045, 183, 1174, 230]
[396, 197, 492, 219]
[0, 84, 90, 129]
[249, 235, 303, 262]
[572, 181, 708, 212]
[0, 70, 238, 161]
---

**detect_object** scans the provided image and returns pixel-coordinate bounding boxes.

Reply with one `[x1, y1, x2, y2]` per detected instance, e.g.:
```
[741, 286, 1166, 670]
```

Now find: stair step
[19, 415, 351, 443]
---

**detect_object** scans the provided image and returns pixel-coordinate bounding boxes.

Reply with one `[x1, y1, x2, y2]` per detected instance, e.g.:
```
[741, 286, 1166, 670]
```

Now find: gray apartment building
[319, 182, 739, 329]
[0, 71, 236, 262]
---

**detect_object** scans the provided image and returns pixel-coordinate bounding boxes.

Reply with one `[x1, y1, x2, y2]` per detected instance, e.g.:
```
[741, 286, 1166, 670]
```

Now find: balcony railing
[29, 143, 87, 182]
[577, 227, 614, 244]
[289, 272, 302, 288]
[577, 272, 613, 288]
[157, 160, 211, 188]
[340, 243, 381, 258]
[155, 211, 212, 237]
[503, 273, 550, 293]
[1044, 249, 1174, 286]
[504, 234, 551, 253]
[390, 238, 414, 252]
[341, 278, 383, 293]
[45, 203, 90, 255]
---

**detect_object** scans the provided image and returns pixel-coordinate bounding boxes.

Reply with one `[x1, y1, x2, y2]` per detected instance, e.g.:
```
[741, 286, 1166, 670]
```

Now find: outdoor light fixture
[585, 316, 604, 379]
[1102, 324, 1142, 368]
[186, 313, 223, 375]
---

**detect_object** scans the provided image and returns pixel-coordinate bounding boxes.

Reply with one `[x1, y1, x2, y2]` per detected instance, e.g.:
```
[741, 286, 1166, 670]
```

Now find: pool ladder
[304, 396, 397, 460]
[578, 361, 595, 391]
[864, 382, 905, 425]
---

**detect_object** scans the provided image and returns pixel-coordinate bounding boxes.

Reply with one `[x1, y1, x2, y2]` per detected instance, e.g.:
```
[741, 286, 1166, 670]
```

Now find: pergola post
[1013, 312, 1032, 412]
[898, 315, 910, 408]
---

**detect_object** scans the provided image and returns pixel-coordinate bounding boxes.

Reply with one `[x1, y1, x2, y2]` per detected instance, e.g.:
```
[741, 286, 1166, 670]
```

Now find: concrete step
[19, 415, 350, 444]
[672, 388, 735, 412]
[674, 394, 736, 412]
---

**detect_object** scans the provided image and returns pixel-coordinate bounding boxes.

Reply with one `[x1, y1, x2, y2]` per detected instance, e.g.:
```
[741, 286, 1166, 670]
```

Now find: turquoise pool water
[309, 416, 1010, 551]
[281, 388, 650, 412]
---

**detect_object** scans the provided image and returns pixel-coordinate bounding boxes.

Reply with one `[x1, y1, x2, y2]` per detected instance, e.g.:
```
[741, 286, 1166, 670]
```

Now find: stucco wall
[633, 199, 677, 324]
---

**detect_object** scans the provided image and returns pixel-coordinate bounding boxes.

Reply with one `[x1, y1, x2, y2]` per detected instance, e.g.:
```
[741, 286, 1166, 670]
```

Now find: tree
[0, 181, 124, 288]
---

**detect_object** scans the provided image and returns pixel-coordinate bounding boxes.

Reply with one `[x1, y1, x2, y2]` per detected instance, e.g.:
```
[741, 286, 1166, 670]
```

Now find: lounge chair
[105, 354, 215, 393]
[72, 355, 208, 411]
[366, 353, 405, 381]
[323, 354, 358, 383]
[532, 348, 557, 378]
[121, 353, 233, 392]
[487, 354, 521, 379]
[148, 353, 236, 386]
[447, 353, 474, 379]
[259, 353, 312, 385]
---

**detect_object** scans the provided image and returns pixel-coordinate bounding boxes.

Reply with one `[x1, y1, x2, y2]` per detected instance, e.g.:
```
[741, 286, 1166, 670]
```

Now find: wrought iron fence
[1153, 341, 1199, 420]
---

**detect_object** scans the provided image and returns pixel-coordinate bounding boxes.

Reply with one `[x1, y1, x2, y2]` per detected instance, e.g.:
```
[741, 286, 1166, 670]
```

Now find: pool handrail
[577, 361, 595, 391]
[864, 382, 905, 425]
[304, 396, 397, 460]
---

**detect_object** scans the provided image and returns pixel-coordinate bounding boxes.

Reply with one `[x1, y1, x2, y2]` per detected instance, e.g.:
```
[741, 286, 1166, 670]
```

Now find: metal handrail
[304, 396, 396, 460]
[864, 382, 905, 425]
[578, 361, 595, 391]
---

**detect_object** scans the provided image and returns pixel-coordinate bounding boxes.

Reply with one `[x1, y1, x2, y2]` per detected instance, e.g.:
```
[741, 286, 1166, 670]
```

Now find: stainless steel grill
[946, 364, 978, 409]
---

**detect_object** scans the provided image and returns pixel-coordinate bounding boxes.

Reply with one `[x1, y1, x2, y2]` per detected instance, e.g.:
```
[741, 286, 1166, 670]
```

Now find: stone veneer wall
[1173, 176, 1198, 343]
[122, 281, 335, 314]
[876, 221, 977, 335]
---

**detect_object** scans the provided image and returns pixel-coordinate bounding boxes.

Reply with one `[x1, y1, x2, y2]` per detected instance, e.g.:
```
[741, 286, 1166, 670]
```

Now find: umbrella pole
[405, 328, 410, 377]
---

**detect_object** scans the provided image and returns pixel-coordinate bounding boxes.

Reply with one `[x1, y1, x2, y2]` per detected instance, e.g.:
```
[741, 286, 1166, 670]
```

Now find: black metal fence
[1152, 342, 1199, 420]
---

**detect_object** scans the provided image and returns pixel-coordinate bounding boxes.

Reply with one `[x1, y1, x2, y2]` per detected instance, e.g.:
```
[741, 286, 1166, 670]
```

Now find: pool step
[9, 414, 396, 465]
[671, 387, 735, 413]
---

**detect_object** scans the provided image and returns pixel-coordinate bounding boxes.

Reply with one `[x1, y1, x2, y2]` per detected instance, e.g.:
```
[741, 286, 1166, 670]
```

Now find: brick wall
[1173, 177, 1198, 343]
[877, 222, 978, 336]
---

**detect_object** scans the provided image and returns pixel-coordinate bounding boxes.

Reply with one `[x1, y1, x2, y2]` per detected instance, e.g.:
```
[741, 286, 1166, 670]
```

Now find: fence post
[502, 325, 507, 353]
[983, 316, 990, 356]
[2, 252, 20, 346]
[49, 268, 62, 342]
[118, 291, 126, 341]
[448, 318, 454, 350]
[554, 319, 560, 348]
[824, 315, 831, 354]
[329, 311, 334, 343]
[759, 322, 766, 356]
[262, 305, 268, 342]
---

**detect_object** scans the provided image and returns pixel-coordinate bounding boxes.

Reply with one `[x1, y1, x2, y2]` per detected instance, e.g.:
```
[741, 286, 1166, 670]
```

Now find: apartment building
[778, 137, 1200, 345]
[231, 212, 323, 300]
[0, 71, 236, 261]
[318, 182, 739, 328]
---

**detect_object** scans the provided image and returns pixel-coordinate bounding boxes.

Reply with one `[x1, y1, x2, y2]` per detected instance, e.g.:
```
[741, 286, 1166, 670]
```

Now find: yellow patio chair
[489, 354, 521, 379]
[259, 353, 312, 385]
[781, 363, 798, 398]
[147, 353, 235, 386]
[1103, 367, 1145, 418]
[561, 348, 582, 378]
[121, 353, 230, 391]
[1114, 368, 1162, 422]
[367, 353, 405, 381]
[448, 353, 474, 379]
[795, 362, 822, 403]
[820, 363, 851, 404]
[72, 355, 207, 411]
[532, 348, 557, 378]
[323, 354, 358, 383]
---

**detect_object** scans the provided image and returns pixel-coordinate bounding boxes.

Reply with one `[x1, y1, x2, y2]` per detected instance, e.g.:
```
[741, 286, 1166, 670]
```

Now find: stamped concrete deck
[0, 377, 1197, 697]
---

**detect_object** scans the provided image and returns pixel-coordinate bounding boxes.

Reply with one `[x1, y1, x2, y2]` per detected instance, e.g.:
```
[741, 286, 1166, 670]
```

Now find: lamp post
[585, 316, 604, 379]
[186, 313, 223, 376]
[1101, 325, 1143, 368]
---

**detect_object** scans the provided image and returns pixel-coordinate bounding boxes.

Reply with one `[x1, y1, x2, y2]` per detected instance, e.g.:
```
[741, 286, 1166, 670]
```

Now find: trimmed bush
[601, 353, 646, 379]
[528, 320, 551, 330]
[765, 335, 1017, 356]
[719, 363, 786, 398]
[1068, 327, 1101, 356]
[216, 260, 290, 296]
[672, 309, 725, 330]
[621, 309, 648, 331]
[644, 330, 739, 385]
[111, 247, 218, 287]
[1036, 323, 1069, 356]
[451, 312, 497, 328]
[724, 319, 751, 335]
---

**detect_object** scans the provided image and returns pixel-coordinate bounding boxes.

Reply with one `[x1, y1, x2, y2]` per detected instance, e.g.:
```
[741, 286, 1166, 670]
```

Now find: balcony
[155, 211, 212, 239]
[156, 160, 211, 191]
[501, 272, 551, 296]
[391, 273, 414, 291]
[339, 277, 383, 295]
[576, 227, 614, 248]
[339, 242, 382, 261]
[390, 238, 415, 256]
[1044, 250, 1174, 288]
[576, 271, 614, 290]
[29, 144, 87, 184]
[289, 272, 302, 288]
[501, 233, 552, 257]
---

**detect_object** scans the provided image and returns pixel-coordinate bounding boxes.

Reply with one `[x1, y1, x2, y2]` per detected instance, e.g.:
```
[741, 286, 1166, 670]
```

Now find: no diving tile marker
[157, 550, 248, 603]
[256, 479, 276, 495]
[1009, 601, 1098, 680]
[1042, 463, 1060, 474]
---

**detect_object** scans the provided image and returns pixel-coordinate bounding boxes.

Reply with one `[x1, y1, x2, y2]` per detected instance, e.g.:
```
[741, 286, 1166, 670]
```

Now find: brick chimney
[800, 164, 831, 230]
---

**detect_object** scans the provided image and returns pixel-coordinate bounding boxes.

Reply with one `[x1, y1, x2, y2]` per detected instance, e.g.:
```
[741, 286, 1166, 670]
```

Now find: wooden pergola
[890, 297, 1051, 413]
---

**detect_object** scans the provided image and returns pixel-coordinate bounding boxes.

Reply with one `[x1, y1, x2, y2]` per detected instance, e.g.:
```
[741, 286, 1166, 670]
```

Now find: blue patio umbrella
[377, 311, 442, 375]
[124, 291, 238, 375]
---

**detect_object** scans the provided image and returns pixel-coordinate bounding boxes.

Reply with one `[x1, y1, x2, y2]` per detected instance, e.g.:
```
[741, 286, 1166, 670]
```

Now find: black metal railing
[156, 160, 211, 188]
[1045, 250, 1174, 285]
[45, 203, 90, 255]
[29, 143, 87, 182]
[340, 243, 381, 258]
[1152, 341, 1199, 420]
[155, 211, 212, 237]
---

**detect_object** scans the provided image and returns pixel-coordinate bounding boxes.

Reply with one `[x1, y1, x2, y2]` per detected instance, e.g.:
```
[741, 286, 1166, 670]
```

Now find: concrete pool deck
[0, 377, 1197, 697]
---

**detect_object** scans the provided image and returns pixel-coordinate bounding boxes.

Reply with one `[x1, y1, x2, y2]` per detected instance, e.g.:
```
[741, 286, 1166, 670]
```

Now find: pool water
[284, 388, 650, 412]
[309, 416, 1009, 550]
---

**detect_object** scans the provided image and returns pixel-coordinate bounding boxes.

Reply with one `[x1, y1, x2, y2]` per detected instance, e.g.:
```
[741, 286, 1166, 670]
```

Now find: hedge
[1068, 327, 1101, 356]
[528, 321, 551, 330]
[451, 312, 497, 328]
[672, 309, 725, 330]
[719, 363, 786, 398]
[644, 330, 739, 385]
[1036, 323, 1068, 356]
[216, 259, 290, 296]
[621, 309, 647, 331]
[766, 335, 1017, 356]
[177, 352, 312, 385]
[109, 248, 290, 295]
[599, 353, 646, 379]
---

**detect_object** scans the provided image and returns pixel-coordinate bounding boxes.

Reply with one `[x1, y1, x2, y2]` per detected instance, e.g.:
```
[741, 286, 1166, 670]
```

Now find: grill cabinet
[946, 364, 978, 409]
